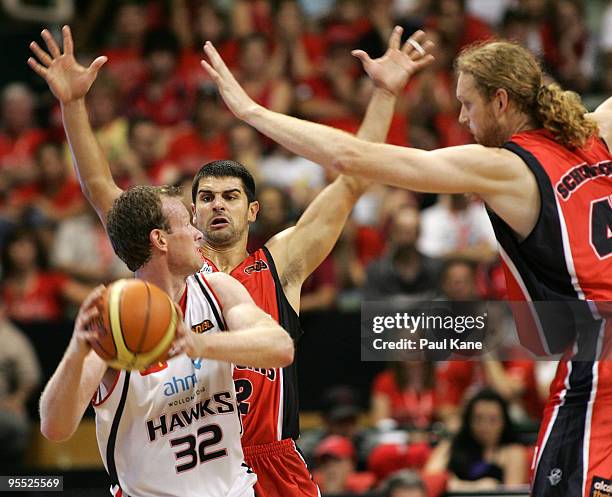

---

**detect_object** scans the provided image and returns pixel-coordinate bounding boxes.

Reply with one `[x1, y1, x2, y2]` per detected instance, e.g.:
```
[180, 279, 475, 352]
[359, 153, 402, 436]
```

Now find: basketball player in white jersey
[33, 33, 294, 497]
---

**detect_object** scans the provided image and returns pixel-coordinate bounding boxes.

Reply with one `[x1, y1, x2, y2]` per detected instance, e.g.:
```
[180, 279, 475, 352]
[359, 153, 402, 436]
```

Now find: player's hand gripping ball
[90, 279, 179, 370]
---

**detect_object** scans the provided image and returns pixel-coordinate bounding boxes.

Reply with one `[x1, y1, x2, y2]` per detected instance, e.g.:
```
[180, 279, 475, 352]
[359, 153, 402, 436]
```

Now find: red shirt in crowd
[2, 272, 69, 322]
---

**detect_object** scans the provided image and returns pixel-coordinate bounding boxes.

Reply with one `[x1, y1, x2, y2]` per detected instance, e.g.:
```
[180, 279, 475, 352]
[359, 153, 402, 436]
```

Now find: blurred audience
[0, 303, 41, 471]
[424, 389, 527, 491]
[365, 205, 441, 300]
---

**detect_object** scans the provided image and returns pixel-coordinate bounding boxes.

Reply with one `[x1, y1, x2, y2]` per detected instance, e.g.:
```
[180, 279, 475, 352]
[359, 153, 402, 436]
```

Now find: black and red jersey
[201, 247, 302, 447]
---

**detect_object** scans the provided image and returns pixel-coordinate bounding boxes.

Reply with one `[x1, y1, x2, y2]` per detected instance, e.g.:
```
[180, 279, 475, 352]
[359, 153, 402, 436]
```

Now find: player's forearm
[357, 88, 396, 142]
[39, 346, 102, 441]
[199, 310, 294, 368]
[61, 99, 120, 222]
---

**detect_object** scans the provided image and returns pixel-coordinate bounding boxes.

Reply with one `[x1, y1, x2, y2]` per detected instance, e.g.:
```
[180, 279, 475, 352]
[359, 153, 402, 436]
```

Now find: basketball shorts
[243, 439, 320, 497]
[531, 390, 612, 496]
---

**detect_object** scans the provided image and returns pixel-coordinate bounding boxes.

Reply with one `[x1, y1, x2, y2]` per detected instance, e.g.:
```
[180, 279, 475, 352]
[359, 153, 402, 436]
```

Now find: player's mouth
[210, 216, 230, 229]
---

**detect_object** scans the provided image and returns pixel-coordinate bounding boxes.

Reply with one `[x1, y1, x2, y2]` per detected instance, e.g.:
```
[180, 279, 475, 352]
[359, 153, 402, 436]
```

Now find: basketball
[91, 279, 179, 370]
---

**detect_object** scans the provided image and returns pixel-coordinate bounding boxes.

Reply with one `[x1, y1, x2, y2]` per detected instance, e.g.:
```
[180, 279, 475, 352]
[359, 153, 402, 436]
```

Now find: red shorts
[243, 439, 320, 497]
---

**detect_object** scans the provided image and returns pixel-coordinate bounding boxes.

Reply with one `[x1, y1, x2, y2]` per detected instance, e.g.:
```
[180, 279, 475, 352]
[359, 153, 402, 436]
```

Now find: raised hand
[201, 41, 259, 120]
[70, 284, 106, 358]
[28, 26, 107, 104]
[352, 27, 435, 96]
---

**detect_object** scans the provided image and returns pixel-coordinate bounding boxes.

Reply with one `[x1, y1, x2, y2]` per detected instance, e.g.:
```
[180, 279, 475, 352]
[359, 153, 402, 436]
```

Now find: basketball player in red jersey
[28, 24, 435, 497]
[202, 35, 612, 496]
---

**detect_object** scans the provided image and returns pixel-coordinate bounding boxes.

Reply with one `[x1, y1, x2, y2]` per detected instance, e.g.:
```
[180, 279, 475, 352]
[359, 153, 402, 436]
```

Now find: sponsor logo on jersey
[163, 373, 198, 396]
[235, 365, 277, 381]
[591, 477, 612, 497]
[192, 319, 214, 334]
[547, 468, 562, 486]
[199, 261, 214, 274]
[192, 358, 202, 369]
[146, 390, 236, 441]
[244, 259, 269, 275]
[555, 161, 612, 201]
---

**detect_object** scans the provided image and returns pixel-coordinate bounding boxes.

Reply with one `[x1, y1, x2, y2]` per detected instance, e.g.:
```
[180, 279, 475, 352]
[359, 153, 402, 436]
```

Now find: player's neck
[200, 241, 250, 274]
[136, 265, 186, 303]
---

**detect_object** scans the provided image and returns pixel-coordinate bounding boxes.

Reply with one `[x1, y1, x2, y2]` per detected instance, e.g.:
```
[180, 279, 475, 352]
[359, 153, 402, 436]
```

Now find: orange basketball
[91, 279, 179, 370]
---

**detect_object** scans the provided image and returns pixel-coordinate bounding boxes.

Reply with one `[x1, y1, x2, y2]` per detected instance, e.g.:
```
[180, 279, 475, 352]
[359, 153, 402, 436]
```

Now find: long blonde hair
[455, 41, 597, 148]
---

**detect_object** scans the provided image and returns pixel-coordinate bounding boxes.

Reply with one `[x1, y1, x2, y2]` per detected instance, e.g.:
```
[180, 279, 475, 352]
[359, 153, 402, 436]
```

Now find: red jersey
[488, 129, 612, 408]
[200, 247, 302, 447]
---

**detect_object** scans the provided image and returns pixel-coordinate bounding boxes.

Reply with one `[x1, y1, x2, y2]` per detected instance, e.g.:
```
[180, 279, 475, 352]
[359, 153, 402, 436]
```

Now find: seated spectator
[425, 389, 527, 491]
[272, 0, 327, 81]
[313, 435, 376, 494]
[165, 85, 231, 175]
[418, 194, 497, 264]
[121, 117, 172, 186]
[365, 205, 442, 300]
[228, 122, 264, 182]
[0, 303, 41, 471]
[371, 361, 437, 430]
[368, 443, 432, 483]
[0, 83, 46, 186]
[426, 0, 493, 56]
[378, 469, 428, 497]
[10, 142, 85, 226]
[237, 34, 292, 115]
[248, 184, 294, 251]
[128, 29, 192, 127]
[0, 228, 90, 324]
[300, 255, 339, 313]
[103, 1, 148, 96]
[51, 205, 131, 285]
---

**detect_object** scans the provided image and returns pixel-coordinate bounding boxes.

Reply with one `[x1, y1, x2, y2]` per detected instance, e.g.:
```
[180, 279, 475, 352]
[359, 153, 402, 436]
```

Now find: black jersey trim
[106, 371, 131, 488]
[262, 246, 302, 440]
[194, 274, 226, 331]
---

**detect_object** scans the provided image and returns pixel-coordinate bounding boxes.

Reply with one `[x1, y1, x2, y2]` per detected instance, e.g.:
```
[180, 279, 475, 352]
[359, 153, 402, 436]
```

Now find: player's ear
[248, 200, 259, 223]
[150, 229, 168, 252]
[494, 88, 509, 113]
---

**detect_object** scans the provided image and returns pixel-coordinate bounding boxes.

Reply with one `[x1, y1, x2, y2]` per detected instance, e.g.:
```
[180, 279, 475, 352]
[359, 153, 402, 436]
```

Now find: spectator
[129, 29, 192, 127]
[313, 435, 376, 494]
[425, 389, 527, 491]
[121, 117, 171, 186]
[248, 184, 294, 251]
[103, 1, 148, 96]
[0, 303, 41, 471]
[51, 204, 131, 285]
[418, 194, 497, 264]
[379, 469, 428, 497]
[228, 122, 264, 182]
[365, 205, 442, 300]
[300, 255, 339, 313]
[10, 142, 85, 226]
[0, 83, 46, 185]
[370, 361, 437, 430]
[0, 228, 90, 324]
[165, 86, 231, 175]
[237, 34, 292, 115]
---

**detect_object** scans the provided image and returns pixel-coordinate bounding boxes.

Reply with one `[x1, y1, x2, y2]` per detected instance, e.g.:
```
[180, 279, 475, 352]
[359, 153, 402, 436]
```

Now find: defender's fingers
[388, 26, 403, 51]
[62, 25, 74, 56]
[29, 42, 52, 66]
[27, 57, 48, 78]
[41, 29, 61, 58]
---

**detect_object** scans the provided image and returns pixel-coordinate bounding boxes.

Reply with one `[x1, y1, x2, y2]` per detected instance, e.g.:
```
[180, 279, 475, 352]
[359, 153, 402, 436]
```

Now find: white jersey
[93, 273, 256, 497]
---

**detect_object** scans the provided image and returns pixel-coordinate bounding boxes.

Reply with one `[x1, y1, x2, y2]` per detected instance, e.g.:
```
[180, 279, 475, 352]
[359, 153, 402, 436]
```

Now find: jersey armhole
[92, 370, 120, 407]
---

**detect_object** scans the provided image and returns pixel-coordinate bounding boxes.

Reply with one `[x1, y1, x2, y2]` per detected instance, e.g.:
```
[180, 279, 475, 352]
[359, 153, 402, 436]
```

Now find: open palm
[353, 28, 435, 96]
[28, 26, 107, 104]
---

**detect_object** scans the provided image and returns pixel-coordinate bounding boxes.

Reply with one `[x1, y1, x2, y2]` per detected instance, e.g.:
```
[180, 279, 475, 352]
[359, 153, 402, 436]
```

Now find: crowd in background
[0, 0, 609, 495]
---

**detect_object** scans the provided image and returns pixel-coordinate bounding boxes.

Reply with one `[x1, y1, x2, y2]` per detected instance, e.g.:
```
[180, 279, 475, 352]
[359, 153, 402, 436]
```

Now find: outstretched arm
[265, 29, 435, 299]
[40, 286, 109, 441]
[201, 34, 521, 197]
[28, 26, 121, 226]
